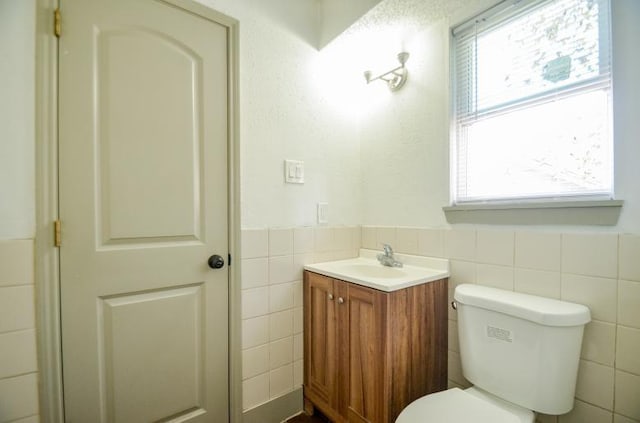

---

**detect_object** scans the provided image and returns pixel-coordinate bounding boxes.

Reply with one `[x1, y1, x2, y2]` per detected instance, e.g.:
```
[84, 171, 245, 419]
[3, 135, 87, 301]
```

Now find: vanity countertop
[304, 249, 449, 292]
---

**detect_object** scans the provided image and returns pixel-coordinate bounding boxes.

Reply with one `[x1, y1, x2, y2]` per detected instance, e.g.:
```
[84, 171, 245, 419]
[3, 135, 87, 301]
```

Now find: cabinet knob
[337, 297, 344, 304]
[328, 293, 334, 300]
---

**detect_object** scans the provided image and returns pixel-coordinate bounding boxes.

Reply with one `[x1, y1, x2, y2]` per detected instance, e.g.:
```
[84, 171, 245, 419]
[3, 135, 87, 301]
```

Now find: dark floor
[285, 411, 331, 423]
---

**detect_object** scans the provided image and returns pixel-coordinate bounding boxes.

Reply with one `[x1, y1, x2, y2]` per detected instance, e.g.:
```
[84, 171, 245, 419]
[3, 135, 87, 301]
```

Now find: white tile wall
[361, 226, 376, 249]
[615, 371, 640, 420]
[561, 274, 617, 323]
[0, 240, 33, 286]
[447, 320, 459, 353]
[269, 310, 293, 341]
[242, 345, 269, 380]
[313, 227, 333, 252]
[269, 283, 294, 313]
[334, 226, 355, 251]
[449, 260, 476, 288]
[268, 256, 296, 285]
[514, 268, 561, 299]
[536, 412, 558, 423]
[269, 363, 293, 399]
[292, 359, 303, 387]
[269, 337, 293, 370]
[242, 287, 269, 319]
[268, 228, 293, 257]
[240, 226, 359, 411]
[618, 280, 640, 328]
[0, 330, 38, 379]
[515, 232, 562, 272]
[11, 416, 40, 423]
[293, 227, 314, 254]
[353, 227, 640, 423]
[396, 227, 419, 255]
[0, 285, 35, 333]
[619, 235, 640, 282]
[559, 399, 613, 423]
[476, 230, 514, 266]
[0, 374, 39, 422]
[614, 414, 639, 423]
[417, 229, 445, 258]
[0, 240, 39, 423]
[581, 321, 616, 366]
[293, 333, 303, 361]
[242, 373, 269, 411]
[242, 316, 269, 349]
[446, 350, 469, 388]
[575, 359, 615, 410]
[239, 227, 640, 420]
[616, 326, 640, 375]
[476, 264, 514, 290]
[562, 234, 618, 279]
[375, 227, 397, 250]
[445, 229, 476, 261]
[241, 258, 269, 289]
[241, 229, 269, 259]
[292, 306, 303, 334]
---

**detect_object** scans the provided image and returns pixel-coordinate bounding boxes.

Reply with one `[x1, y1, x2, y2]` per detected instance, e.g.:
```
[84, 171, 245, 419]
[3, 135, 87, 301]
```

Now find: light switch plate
[284, 160, 304, 184]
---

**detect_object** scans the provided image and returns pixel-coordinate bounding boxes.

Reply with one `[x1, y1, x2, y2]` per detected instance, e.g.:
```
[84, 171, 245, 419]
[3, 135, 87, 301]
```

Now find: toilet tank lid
[454, 284, 591, 327]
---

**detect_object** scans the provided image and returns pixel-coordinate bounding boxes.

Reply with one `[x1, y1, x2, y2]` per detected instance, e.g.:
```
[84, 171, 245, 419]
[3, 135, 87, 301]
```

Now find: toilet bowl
[395, 284, 590, 422]
[396, 387, 534, 423]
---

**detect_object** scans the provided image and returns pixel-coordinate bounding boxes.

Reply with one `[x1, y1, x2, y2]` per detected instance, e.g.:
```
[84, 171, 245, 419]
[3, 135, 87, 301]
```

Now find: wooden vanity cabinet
[303, 270, 448, 423]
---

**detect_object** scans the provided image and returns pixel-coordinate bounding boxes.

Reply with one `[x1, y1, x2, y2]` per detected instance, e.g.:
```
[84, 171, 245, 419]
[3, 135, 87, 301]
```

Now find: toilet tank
[454, 284, 590, 415]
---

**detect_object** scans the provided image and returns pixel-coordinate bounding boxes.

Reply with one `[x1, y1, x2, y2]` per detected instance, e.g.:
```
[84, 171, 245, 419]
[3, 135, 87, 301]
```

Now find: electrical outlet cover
[317, 202, 328, 224]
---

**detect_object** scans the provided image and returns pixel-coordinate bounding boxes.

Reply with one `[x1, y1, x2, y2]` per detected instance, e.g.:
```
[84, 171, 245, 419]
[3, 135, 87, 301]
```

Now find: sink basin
[341, 263, 407, 279]
[304, 249, 449, 292]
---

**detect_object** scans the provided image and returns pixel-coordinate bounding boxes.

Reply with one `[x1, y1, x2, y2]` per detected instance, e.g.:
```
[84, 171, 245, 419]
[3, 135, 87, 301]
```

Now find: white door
[58, 0, 230, 421]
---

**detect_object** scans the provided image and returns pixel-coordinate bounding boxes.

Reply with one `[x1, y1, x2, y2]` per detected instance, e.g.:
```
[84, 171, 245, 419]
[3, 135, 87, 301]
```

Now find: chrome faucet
[377, 244, 403, 267]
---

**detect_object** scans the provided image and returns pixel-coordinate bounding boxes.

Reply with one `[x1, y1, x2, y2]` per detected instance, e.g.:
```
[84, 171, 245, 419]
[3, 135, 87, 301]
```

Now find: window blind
[452, 0, 613, 203]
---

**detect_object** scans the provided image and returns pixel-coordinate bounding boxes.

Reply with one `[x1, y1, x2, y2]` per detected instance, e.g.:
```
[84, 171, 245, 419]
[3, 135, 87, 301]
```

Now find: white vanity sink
[304, 249, 449, 292]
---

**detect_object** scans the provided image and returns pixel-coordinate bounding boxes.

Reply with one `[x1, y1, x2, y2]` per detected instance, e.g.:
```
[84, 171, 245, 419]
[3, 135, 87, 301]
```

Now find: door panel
[303, 272, 337, 408]
[347, 285, 385, 423]
[58, 0, 229, 421]
[101, 285, 204, 422]
[97, 27, 205, 243]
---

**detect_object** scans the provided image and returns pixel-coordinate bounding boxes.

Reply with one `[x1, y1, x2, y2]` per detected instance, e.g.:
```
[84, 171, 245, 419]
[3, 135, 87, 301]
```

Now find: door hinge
[54, 8, 61, 38]
[54, 220, 62, 247]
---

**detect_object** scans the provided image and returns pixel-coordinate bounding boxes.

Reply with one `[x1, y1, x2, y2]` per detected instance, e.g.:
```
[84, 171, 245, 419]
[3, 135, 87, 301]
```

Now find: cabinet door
[345, 283, 385, 423]
[304, 272, 338, 409]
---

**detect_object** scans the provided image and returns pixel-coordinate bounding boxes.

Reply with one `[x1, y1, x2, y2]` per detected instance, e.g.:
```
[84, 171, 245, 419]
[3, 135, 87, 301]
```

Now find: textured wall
[0, 0, 35, 240]
[320, 0, 382, 48]
[344, 0, 640, 232]
[0, 3, 39, 422]
[197, 0, 363, 229]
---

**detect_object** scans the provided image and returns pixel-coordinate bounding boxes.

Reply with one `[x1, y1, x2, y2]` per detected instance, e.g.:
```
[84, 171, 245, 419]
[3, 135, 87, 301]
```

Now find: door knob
[208, 254, 225, 269]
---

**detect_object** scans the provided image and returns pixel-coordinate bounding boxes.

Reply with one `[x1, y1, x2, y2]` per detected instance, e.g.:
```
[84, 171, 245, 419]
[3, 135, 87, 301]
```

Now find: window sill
[443, 200, 623, 226]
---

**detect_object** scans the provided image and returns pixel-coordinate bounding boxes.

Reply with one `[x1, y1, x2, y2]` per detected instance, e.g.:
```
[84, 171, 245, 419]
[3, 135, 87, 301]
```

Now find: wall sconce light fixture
[364, 52, 410, 92]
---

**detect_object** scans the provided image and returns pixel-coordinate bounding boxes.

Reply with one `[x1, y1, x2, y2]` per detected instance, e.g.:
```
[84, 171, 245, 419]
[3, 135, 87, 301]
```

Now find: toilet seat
[395, 388, 535, 423]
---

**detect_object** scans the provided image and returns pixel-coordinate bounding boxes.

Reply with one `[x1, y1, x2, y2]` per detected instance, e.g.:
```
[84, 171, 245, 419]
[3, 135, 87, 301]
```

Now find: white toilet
[396, 283, 591, 422]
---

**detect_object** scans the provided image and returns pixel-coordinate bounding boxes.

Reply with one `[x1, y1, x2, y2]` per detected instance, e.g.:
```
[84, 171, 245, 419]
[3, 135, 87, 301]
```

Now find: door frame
[34, 0, 242, 421]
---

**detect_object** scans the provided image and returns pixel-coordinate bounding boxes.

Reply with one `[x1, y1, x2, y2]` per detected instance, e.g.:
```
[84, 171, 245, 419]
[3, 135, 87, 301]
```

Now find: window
[452, 0, 612, 204]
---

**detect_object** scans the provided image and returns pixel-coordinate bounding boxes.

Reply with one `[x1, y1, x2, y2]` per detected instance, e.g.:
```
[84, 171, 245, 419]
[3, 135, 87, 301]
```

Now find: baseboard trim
[243, 387, 303, 423]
